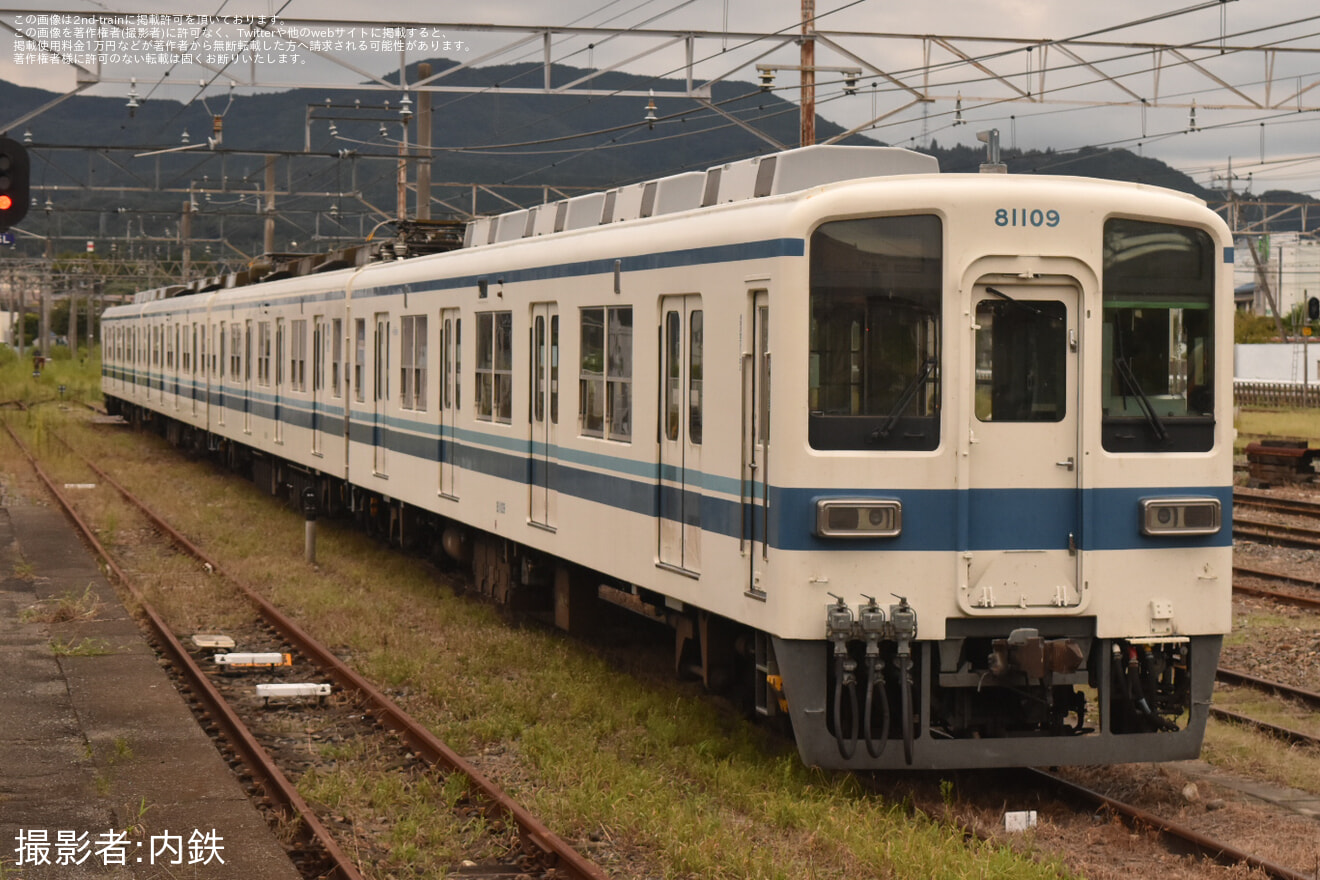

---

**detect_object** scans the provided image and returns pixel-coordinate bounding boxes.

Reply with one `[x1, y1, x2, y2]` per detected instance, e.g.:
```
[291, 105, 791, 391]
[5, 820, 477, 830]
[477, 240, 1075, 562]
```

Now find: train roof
[113, 144, 1214, 312]
[463, 145, 938, 248]
[119, 146, 937, 307]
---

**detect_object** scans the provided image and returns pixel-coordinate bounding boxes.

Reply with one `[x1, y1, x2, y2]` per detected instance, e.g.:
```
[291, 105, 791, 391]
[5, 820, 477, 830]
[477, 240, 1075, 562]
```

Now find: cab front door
[964, 281, 1082, 612]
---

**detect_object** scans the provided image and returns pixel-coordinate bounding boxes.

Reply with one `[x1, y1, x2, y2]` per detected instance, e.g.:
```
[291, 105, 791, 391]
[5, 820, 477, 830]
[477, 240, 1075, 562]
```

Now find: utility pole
[17, 279, 24, 359]
[90, 282, 100, 352]
[180, 200, 193, 281]
[416, 62, 432, 221]
[1247, 236, 1287, 341]
[264, 155, 277, 254]
[800, 0, 816, 147]
[41, 237, 51, 356]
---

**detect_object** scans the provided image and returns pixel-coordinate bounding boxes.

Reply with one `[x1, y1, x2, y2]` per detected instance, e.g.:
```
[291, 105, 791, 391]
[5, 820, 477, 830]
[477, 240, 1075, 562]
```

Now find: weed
[22, 584, 100, 623]
[940, 777, 955, 809]
[97, 509, 119, 546]
[50, 637, 112, 657]
[120, 796, 152, 837]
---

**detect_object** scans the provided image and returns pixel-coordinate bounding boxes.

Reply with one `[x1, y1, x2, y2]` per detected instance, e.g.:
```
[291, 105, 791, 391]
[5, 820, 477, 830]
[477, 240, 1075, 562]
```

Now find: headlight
[814, 499, 902, 538]
[1140, 497, 1221, 536]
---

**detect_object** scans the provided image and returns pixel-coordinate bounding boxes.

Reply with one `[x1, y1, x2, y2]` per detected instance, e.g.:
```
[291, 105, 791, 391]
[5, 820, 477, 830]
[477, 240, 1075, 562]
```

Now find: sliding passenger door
[312, 316, 325, 456]
[529, 303, 559, 528]
[373, 312, 389, 475]
[274, 318, 285, 444]
[742, 290, 770, 597]
[658, 295, 703, 575]
[243, 320, 253, 433]
[439, 308, 460, 499]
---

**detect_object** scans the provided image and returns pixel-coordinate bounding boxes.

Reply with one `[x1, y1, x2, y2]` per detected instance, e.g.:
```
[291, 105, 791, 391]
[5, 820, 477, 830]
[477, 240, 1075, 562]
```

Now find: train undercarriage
[777, 610, 1220, 769]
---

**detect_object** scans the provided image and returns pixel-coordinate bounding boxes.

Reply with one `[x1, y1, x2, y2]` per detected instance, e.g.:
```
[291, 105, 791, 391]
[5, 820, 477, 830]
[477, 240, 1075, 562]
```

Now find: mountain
[0, 58, 1312, 263]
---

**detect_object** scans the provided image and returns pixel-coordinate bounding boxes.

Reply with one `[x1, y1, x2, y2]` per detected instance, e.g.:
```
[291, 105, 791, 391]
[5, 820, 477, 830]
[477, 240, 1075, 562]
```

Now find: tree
[1235, 310, 1278, 343]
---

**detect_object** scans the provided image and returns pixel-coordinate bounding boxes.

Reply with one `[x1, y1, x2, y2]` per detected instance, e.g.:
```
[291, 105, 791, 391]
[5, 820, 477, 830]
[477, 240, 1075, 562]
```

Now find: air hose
[862, 657, 890, 758]
[897, 652, 914, 765]
[833, 654, 859, 760]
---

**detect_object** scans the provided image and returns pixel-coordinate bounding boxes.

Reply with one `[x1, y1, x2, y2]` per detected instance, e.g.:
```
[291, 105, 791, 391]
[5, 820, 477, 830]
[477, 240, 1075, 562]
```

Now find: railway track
[1232, 487, 1320, 549]
[1233, 489, 1320, 521]
[4, 420, 608, 880]
[1233, 564, 1320, 610]
[865, 758, 1319, 880]
[1213, 667, 1320, 751]
[1231, 515, 1320, 550]
[1026, 769, 1316, 880]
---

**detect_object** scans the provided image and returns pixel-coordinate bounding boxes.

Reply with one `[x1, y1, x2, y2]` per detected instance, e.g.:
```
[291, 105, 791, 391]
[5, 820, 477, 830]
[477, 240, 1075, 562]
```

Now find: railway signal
[0, 136, 30, 231]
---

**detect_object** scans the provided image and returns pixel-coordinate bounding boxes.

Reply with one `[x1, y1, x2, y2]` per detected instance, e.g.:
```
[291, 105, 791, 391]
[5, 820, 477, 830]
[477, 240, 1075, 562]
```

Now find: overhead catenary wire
[392, 3, 1318, 189]
[25, 4, 1320, 241]
[78, 3, 1315, 192]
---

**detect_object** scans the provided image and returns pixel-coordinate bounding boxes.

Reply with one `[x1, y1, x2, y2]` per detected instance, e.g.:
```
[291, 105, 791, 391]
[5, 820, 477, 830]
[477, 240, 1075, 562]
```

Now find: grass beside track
[1234, 408, 1320, 454]
[1208, 604, 1320, 794]
[3, 350, 1072, 879]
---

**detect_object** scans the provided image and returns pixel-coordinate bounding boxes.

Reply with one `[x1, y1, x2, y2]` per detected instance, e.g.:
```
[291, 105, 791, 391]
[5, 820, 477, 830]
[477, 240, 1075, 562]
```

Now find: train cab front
[768, 190, 1232, 770]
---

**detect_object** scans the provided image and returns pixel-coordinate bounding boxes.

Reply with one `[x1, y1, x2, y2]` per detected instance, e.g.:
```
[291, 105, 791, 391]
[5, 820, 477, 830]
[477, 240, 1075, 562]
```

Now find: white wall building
[1236, 232, 1320, 322]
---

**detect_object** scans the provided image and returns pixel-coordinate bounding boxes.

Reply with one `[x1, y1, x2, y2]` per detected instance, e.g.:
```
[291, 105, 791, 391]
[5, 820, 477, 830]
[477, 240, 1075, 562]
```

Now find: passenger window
[354, 319, 366, 402]
[331, 318, 343, 398]
[475, 311, 512, 423]
[689, 310, 703, 445]
[400, 314, 428, 411]
[579, 306, 632, 441]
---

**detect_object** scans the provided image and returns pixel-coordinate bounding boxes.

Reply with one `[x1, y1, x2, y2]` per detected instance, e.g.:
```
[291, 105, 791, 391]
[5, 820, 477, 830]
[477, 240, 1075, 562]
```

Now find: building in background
[1235, 232, 1320, 324]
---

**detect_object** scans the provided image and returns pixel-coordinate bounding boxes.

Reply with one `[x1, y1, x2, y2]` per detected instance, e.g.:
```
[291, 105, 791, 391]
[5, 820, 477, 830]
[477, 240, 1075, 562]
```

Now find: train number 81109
[995, 208, 1061, 228]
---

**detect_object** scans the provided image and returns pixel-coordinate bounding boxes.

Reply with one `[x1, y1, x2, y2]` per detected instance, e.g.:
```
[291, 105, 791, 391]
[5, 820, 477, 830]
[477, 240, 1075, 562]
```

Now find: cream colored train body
[103, 146, 1234, 769]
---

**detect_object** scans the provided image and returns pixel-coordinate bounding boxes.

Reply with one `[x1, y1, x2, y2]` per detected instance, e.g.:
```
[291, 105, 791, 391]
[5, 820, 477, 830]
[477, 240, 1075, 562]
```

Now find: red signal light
[0, 136, 29, 230]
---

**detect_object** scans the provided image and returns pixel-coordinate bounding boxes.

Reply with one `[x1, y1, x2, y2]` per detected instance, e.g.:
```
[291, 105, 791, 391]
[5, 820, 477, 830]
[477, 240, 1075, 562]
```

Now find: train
[101, 144, 1234, 770]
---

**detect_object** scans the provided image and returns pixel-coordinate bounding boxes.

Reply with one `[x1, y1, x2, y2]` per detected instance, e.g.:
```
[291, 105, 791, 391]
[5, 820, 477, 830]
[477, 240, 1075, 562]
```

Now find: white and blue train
[102, 145, 1234, 769]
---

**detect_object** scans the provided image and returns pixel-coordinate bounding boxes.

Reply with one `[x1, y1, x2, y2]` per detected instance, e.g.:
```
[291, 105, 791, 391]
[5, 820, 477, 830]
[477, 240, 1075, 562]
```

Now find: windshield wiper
[870, 355, 938, 444]
[985, 285, 1042, 316]
[1113, 356, 1171, 446]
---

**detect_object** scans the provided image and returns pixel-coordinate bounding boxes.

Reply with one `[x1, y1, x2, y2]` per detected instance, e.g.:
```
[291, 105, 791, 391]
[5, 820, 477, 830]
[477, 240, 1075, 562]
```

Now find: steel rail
[1216, 667, 1320, 712]
[2, 421, 365, 880]
[1214, 668, 1320, 748]
[1233, 562, 1320, 610]
[1232, 580, 1320, 610]
[1028, 769, 1314, 880]
[1209, 706, 1320, 749]
[1233, 490, 1320, 520]
[1232, 516, 1320, 550]
[63, 436, 611, 880]
[1234, 563, 1320, 592]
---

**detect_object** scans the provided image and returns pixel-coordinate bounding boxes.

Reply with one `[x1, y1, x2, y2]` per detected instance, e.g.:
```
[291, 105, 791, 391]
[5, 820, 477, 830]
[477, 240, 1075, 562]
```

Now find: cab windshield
[808, 215, 942, 451]
[1101, 218, 1216, 452]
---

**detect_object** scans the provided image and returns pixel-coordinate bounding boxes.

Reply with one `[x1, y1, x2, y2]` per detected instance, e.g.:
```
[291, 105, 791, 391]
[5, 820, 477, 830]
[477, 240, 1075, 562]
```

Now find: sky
[3, 0, 1319, 196]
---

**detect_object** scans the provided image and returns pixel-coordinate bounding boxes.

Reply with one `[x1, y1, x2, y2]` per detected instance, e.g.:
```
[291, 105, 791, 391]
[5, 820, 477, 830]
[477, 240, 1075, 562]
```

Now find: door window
[974, 298, 1067, 422]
